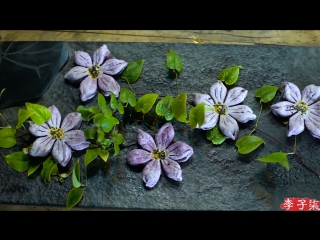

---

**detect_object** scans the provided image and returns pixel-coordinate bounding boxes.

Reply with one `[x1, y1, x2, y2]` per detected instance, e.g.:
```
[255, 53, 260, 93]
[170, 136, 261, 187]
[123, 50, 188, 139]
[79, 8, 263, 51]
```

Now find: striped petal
[51, 140, 72, 167]
[93, 45, 110, 66]
[28, 121, 50, 137]
[61, 112, 82, 132]
[209, 80, 227, 103]
[192, 93, 214, 107]
[301, 84, 320, 105]
[224, 87, 248, 106]
[281, 82, 301, 103]
[74, 51, 92, 67]
[219, 114, 239, 140]
[64, 66, 89, 84]
[228, 105, 256, 123]
[270, 101, 296, 117]
[102, 59, 128, 75]
[79, 76, 98, 102]
[97, 74, 120, 97]
[127, 149, 153, 165]
[64, 130, 89, 150]
[167, 141, 193, 162]
[47, 105, 61, 128]
[161, 159, 182, 181]
[29, 136, 55, 157]
[155, 122, 174, 149]
[137, 129, 156, 152]
[142, 159, 161, 188]
[287, 113, 305, 137]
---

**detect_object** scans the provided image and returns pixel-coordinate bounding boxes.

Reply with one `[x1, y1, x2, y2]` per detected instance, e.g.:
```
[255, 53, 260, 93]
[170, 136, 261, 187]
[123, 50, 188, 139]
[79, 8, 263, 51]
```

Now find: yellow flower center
[152, 148, 167, 160]
[214, 103, 227, 115]
[88, 65, 101, 79]
[294, 100, 308, 114]
[49, 127, 65, 140]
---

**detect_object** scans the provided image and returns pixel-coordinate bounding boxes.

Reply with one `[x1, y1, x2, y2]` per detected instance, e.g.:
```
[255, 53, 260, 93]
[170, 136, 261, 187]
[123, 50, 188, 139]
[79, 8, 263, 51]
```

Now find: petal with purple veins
[51, 140, 72, 167]
[102, 59, 128, 75]
[93, 45, 110, 66]
[64, 66, 89, 84]
[161, 159, 182, 181]
[287, 113, 305, 137]
[79, 76, 98, 102]
[137, 129, 156, 152]
[47, 105, 61, 128]
[97, 74, 120, 97]
[228, 105, 256, 123]
[304, 104, 320, 138]
[28, 121, 50, 137]
[127, 149, 153, 165]
[197, 108, 219, 130]
[29, 136, 55, 157]
[209, 80, 227, 103]
[270, 101, 297, 117]
[61, 113, 82, 132]
[74, 51, 92, 67]
[281, 82, 301, 103]
[155, 123, 174, 149]
[219, 114, 239, 140]
[64, 130, 89, 150]
[167, 141, 193, 162]
[301, 84, 320, 105]
[224, 87, 248, 106]
[192, 93, 214, 106]
[142, 159, 161, 188]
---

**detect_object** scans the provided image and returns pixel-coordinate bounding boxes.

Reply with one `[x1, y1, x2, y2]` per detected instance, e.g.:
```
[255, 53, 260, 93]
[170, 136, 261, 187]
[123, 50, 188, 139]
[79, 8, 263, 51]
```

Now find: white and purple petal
[228, 105, 256, 123]
[97, 74, 120, 97]
[219, 114, 239, 140]
[142, 159, 161, 188]
[127, 149, 153, 165]
[102, 59, 128, 75]
[64, 66, 89, 84]
[64, 130, 89, 150]
[155, 122, 174, 149]
[137, 129, 157, 152]
[281, 82, 301, 103]
[47, 105, 61, 128]
[161, 159, 182, 181]
[93, 45, 110, 66]
[167, 141, 193, 162]
[304, 102, 320, 138]
[28, 121, 50, 137]
[224, 87, 248, 106]
[51, 140, 72, 167]
[74, 51, 92, 67]
[79, 76, 98, 102]
[197, 108, 219, 130]
[209, 81, 227, 103]
[286, 113, 305, 137]
[61, 112, 82, 132]
[301, 84, 320, 105]
[192, 93, 214, 107]
[29, 136, 55, 157]
[270, 101, 297, 117]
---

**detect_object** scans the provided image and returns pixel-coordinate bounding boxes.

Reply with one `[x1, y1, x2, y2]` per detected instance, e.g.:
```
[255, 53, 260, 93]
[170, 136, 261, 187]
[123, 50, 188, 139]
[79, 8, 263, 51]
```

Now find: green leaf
[167, 49, 183, 72]
[93, 113, 105, 127]
[135, 93, 158, 114]
[156, 95, 174, 121]
[111, 132, 124, 145]
[119, 88, 136, 107]
[16, 109, 34, 129]
[114, 143, 120, 156]
[172, 93, 188, 123]
[98, 93, 107, 110]
[102, 107, 113, 118]
[189, 102, 205, 128]
[217, 66, 242, 85]
[206, 126, 226, 145]
[76, 105, 92, 121]
[84, 128, 97, 140]
[101, 139, 111, 149]
[41, 157, 56, 183]
[84, 148, 100, 167]
[258, 152, 289, 171]
[109, 91, 118, 110]
[72, 159, 82, 188]
[120, 59, 145, 84]
[255, 85, 279, 103]
[4, 151, 29, 172]
[27, 161, 42, 176]
[97, 128, 105, 144]
[98, 149, 109, 162]
[101, 116, 119, 133]
[88, 106, 99, 115]
[66, 187, 83, 210]
[117, 102, 124, 114]
[25, 102, 52, 125]
[235, 135, 265, 154]
[0, 128, 17, 148]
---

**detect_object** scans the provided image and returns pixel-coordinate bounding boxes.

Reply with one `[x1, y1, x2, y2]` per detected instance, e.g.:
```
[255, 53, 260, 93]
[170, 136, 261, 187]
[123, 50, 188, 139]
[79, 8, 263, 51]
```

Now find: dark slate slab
[1, 42, 320, 210]
[0, 41, 68, 109]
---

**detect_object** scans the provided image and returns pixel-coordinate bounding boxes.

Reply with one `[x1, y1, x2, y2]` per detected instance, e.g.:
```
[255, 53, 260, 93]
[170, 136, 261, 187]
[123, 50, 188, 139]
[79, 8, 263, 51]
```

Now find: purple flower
[193, 80, 256, 140]
[28, 105, 90, 167]
[270, 82, 320, 138]
[127, 123, 194, 188]
[64, 44, 128, 102]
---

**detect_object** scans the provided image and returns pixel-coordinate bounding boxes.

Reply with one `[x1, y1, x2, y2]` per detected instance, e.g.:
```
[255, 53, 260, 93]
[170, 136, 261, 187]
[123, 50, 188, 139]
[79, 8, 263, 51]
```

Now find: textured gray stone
[1, 42, 320, 210]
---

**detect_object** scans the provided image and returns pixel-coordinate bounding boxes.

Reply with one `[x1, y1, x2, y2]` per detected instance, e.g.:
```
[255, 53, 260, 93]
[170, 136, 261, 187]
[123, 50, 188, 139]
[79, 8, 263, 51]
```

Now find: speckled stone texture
[1, 42, 320, 210]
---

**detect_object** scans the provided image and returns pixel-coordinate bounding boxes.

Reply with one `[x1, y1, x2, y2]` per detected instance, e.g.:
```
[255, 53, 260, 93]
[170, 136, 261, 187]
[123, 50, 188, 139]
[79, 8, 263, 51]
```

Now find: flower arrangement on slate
[1, 44, 320, 210]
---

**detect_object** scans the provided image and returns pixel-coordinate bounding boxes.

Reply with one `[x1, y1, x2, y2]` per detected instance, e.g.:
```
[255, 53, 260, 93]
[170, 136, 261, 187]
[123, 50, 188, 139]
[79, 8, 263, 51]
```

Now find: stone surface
[1, 42, 320, 210]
